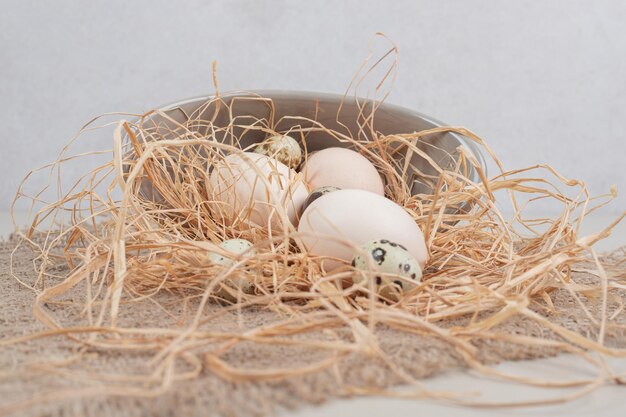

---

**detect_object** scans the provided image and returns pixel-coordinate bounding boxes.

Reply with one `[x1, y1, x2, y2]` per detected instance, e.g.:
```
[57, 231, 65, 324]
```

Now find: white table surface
[1, 211, 625, 416]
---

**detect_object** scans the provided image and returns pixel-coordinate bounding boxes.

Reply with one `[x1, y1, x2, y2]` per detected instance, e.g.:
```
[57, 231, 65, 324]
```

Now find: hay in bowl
[4, 43, 626, 414]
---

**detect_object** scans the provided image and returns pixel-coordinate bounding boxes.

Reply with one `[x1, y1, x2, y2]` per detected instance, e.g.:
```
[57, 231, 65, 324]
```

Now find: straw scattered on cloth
[2, 36, 626, 416]
[2, 239, 626, 416]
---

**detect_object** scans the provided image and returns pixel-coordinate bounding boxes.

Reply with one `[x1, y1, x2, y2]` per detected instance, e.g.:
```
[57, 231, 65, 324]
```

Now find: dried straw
[3, 36, 626, 415]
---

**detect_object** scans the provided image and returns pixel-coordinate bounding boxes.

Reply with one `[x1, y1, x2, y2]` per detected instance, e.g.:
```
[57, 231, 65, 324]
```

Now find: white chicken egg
[302, 147, 384, 195]
[209, 152, 308, 229]
[298, 189, 428, 271]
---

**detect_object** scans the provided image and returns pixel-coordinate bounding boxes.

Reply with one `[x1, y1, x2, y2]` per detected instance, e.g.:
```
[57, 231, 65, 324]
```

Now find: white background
[1, 0, 625, 214]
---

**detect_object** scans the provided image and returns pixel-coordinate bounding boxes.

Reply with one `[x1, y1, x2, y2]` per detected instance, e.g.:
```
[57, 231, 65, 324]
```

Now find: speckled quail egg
[208, 238, 256, 301]
[351, 239, 422, 301]
[254, 134, 302, 169]
[300, 186, 340, 215]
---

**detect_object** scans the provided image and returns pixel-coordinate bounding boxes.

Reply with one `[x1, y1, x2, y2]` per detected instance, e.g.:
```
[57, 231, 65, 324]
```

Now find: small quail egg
[254, 134, 302, 169]
[300, 186, 340, 215]
[351, 239, 422, 301]
[208, 238, 256, 301]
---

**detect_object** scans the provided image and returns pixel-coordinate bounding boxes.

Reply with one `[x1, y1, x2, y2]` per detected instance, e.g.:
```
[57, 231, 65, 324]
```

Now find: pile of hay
[3, 39, 625, 415]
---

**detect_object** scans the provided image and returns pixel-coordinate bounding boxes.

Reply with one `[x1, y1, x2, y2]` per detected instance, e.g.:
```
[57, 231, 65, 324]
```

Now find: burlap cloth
[1, 237, 625, 417]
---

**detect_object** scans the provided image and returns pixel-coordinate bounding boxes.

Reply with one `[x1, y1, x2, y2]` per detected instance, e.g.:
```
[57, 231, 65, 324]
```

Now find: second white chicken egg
[209, 152, 308, 228]
[298, 189, 428, 271]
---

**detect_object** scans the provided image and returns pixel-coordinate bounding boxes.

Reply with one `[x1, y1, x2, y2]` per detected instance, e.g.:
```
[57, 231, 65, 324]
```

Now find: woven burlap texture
[1, 239, 625, 417]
